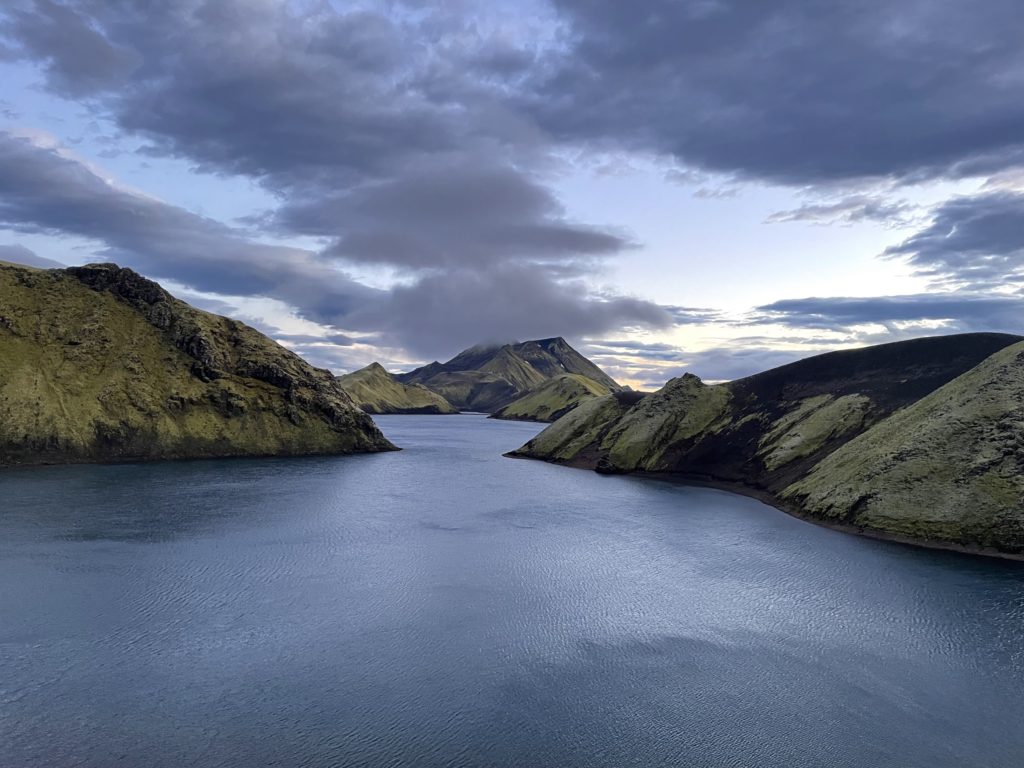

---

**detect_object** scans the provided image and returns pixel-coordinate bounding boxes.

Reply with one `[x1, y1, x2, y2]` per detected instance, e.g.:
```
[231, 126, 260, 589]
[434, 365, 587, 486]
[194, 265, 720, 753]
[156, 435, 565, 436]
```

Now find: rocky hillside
[396, 337, 619, 412]
[511, 333, 1024, 557]
[338, 363, 458, 414]
[491, 373, 613, 423]
[0, 261, 395, 465]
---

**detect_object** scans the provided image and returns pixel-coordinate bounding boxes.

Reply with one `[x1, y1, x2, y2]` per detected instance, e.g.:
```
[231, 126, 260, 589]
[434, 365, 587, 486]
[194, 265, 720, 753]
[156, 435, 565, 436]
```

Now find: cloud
[281, 157, 631, 269]
[767, 194, 916, 227]
[2, 0, 140, 97]
[0, 243, 64, 268]
[346, 264, 674, 358]
[530, 0, 1024, 184]
[884, 191, 1024, 289]
[753, 293, 1024, 334]
[0, 130, 380, 321]
[0, 130, 671, 361]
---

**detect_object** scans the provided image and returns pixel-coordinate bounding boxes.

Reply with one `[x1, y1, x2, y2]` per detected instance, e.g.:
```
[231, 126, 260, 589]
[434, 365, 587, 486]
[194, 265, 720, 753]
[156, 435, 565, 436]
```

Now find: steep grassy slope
[0, 262, 395, 465]
[783, 341, 1024, 554]
[511, 333, 1024, 556]
[338, 363, 458, 414]
[396, 336, 619, 412]
[490, 373, 613, 422]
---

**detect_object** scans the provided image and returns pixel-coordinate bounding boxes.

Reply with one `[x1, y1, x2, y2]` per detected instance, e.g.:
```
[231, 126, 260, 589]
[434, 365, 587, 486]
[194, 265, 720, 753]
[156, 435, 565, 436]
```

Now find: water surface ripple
[2, 415, 1023, 767]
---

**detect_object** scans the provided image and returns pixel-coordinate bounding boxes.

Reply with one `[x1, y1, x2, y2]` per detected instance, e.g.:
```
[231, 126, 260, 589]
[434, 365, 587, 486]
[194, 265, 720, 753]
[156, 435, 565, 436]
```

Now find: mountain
[510, 333, 1024, 558]
[396, 337, 620, 413]
[338, 363, 458, 414]
[0, 261, 395, 465]
[491, 373, 614, 423]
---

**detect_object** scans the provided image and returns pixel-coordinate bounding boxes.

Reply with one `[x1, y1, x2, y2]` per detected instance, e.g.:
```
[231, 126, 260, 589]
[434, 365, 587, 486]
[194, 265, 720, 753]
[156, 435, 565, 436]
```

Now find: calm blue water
[1, 415, 1023, 768]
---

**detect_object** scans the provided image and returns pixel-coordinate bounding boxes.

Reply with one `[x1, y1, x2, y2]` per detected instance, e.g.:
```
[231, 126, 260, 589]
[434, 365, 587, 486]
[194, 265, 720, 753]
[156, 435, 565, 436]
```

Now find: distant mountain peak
[394, 336, 619, 413]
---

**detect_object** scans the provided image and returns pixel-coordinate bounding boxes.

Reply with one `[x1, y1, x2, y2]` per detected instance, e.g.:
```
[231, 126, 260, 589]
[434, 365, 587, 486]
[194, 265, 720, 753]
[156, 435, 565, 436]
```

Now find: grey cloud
[754, 293, 1024, 334]
[677, 347, 812, 383]
[345, 265, 674, 359]
[584, 339, 685, 363]
[0, 243, 64, 268]
[767, 194, 916, 227]
[885, 191, 1024, 289]
[598, 345, 812, 389]
[0, 131, 670, 362]
[532, 0, 1024, 184]
[282, 158, 630, 269]
[2, 0, 139, 97]
[0, 130, 380, 321]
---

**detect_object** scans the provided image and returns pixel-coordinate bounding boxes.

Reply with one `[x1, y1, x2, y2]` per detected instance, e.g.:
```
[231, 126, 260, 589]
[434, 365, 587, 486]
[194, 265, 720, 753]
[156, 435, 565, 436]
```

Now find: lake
[2, 415, 1023, 767]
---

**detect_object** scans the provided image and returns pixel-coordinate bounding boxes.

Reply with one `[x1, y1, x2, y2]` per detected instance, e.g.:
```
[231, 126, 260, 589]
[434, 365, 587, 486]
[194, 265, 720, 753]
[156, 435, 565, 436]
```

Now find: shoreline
[507, 452, 1024, 563]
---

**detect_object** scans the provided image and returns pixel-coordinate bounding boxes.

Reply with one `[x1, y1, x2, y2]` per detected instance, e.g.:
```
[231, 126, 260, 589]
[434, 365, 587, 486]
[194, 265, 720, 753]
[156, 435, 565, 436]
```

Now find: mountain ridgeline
[341, 337, 621, 420]
[511, 333, 1024, 558]
[0, 261, 395, 466]
[337, 363, 459, 415]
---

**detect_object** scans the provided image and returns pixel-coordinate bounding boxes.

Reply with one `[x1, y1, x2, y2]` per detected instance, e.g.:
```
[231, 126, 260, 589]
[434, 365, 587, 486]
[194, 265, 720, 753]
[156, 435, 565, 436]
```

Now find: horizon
[3, 1, 1024, 389]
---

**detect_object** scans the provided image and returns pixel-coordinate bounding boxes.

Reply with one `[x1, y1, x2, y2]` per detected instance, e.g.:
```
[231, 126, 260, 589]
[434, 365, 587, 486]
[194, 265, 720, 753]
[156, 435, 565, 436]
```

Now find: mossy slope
[784, 341, 1024, 554]
[512, 333, 1024, 556]
[0, 262, 395, 465]
[397, 336, 620, 412]
[490, 373, 613, 422]
[338, 363, 458, 414]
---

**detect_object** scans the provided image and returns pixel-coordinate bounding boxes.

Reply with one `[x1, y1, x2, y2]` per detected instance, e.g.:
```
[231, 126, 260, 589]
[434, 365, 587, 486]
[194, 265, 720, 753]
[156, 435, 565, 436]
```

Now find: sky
[2, 0, 1024, 388]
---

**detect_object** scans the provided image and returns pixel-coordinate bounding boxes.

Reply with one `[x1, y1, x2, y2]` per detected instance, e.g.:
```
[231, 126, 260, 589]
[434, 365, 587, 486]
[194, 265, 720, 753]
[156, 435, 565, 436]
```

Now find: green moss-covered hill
[396, 337, 620, 413]
[511, 333, 1024, 557]
[784, 341, 1024, 554]
[0, 261, 395, 465]
[490, 373, 613, 423]
[338, 362, 458, 414]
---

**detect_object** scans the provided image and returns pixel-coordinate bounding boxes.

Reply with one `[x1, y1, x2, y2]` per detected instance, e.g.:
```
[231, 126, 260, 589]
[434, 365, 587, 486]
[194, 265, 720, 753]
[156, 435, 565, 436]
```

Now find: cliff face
[511, 333, 1024, 557]
[338, 363, 458, 414]
[490, 373, 613, 423]
[396, 337, 619, 412]
[0, 261, 395, 465]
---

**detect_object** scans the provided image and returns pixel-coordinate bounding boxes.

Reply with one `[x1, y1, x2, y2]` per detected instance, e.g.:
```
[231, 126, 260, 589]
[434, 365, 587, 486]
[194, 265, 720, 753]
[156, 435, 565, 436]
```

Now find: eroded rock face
[511, 333, 1024, 557]
[0, 261, 395, 465]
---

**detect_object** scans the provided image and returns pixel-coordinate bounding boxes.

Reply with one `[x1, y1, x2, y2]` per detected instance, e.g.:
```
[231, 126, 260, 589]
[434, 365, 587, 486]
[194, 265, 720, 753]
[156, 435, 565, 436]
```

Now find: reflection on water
[2, 415, 1023, 768]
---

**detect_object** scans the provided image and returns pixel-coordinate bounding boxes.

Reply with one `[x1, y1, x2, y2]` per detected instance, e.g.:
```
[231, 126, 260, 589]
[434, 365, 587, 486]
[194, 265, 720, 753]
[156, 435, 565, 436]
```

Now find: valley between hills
[3, 258, 1024, 559]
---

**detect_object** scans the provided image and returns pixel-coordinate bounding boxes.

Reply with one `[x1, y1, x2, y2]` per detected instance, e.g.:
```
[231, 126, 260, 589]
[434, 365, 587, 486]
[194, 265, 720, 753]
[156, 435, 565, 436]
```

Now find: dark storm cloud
[754, 293, 1024, 334]
[884, 192, 1024, 289]
[533, 0, 1024, 184]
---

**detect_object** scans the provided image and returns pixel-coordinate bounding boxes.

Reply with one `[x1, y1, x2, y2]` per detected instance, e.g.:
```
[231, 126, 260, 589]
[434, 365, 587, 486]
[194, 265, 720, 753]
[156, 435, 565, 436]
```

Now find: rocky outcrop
[338, 362, 458, 414]
[0, 261, 395, 465]
[397, 337, 619, 412]
[490, 373, 614, 423]
[511, 333, 1024, 558]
